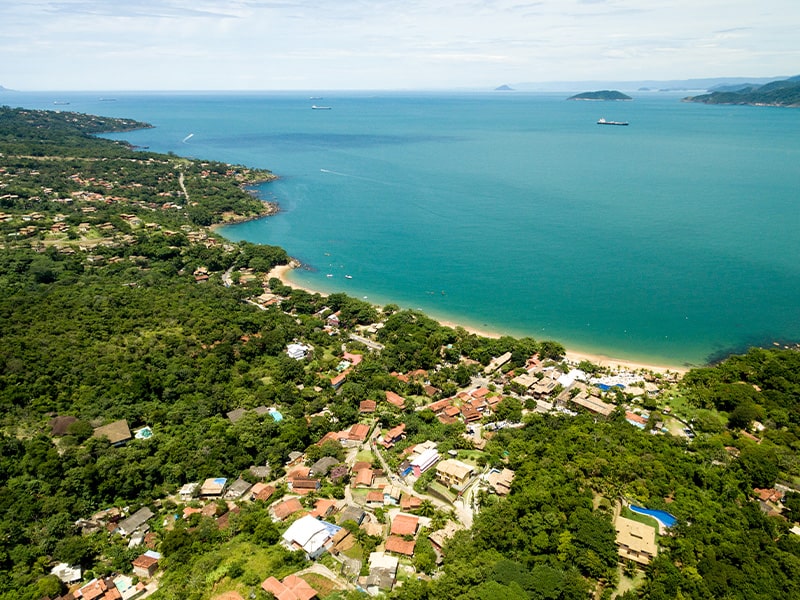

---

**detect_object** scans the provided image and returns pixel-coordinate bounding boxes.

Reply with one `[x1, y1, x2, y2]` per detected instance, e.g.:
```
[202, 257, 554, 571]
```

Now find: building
[117, 507, 154, 537]
[309, 456, 340, 477]
[282, 515, 340, 559]
[287, 343, 310, 360]
[380, 423, 406, 448]
[615, 516, 657, 565]
[486, 468, 515, 496]
[360, 399, 377, 413]
[390, 513, 419, 537]
[435, 459, 474, 489]
[93, 419, 132, 445]
[50, 562, 81, 584]
[367, 552, 399, 595]
[224, 478, 252, 500]
[484, 352, 512, 374]
[385, 535, 416, 556]
[385, 391, 406, 409]
[569, 394, 616, 417]
[410, 448, 440, 477]
[179, 482, 198, 501]
[261, 574, 318, 600]
[200, 477, 228, 498]
[272, 497, 304, 521]
[132, 551, 161, 578]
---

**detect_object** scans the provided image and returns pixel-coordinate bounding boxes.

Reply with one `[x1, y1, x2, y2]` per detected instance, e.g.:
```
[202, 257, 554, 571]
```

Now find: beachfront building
[282, 515, 340, 559]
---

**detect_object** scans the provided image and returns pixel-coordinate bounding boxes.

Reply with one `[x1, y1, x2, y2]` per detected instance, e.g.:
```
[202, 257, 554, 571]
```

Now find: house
[179, 482, 199, 501]
[272, 497, 304, 521]
[226, 408, 247, 423]
[354, 468, 374, 488]
[570, 394, 616, 417]
[330, 371, 348, 390]
[290, 477, 321, 495]
[348, 423, 371, 443]
[282, 515, 340, 559]
[224, 478, 252, 500]
[428, 521, 462, 555]
[625, 411, 648, 429]
[615, 516, 657, 565]
[116, 507, 154, 537]
[385, 391, 406, 409]
[132, 551, 160, 578]
[461, 405, 481, 423]
[383, 485, 402, 505]
[486, 468, 515, 496]
[435, 459, 474, 489]
[484, 352, 512, 374]
[75, 577, 119, 600]
[338, 505, 366, 526]
[366, 490, 385, 507]
[380, 423, 406, 448]
[261, 574, 318, 600]
[367, 551, 399, 595]
[359, 399, 377, 413]
[310, 456, 340, 477]
[410, 448, 440, 477]
[427, 399, 452, 414]
[310, 498, 338, 519]
[200, 477, 228, 498]
[400, 494, 422, 511]
[329, 527, 355, 555]
[250, 483, 276, 502]
[50, 562, 81, 584]
[390, 513, 419, 537]
[93, 419, 132, 445]
[385, 536, 416, 556]
[287, 343, 310, 360]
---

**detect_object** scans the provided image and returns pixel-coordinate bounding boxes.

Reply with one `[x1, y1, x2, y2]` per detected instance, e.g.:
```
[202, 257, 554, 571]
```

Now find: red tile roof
[273, 498, 304, 520]
[354, 468, 374, 487]
[359, 399, 377, 413]
[385, 535, 416, 556]
[385, 391, 406, 409]
[390, 514, 420, 537]
[348, 423, 370, 441]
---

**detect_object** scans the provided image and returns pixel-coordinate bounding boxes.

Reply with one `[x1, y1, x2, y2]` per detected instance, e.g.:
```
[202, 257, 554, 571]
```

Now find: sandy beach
[267, 262, 688, 376]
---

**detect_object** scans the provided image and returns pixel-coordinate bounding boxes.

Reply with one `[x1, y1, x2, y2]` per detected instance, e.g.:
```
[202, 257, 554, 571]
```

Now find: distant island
[494, 84, 514, 91]
[567, 90, 632, 101]
[684, 75, 800, 108]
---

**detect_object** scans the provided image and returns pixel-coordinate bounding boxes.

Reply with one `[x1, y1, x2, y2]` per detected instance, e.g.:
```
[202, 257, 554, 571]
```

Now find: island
[494, 84, 514, 91]
[1, 106, 800, 600]
[684, 75, 800, 107]
[567, 90, 632, 101]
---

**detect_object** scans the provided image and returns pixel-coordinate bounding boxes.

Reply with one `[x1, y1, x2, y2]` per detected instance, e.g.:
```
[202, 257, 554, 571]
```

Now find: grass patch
[356, 449, 375, 463]
[620, 507, 660, 541]
[301, 572, 340, 598]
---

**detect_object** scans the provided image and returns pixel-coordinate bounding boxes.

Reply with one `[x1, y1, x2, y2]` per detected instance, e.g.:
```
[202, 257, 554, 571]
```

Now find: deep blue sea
[6, 90, 800, 367]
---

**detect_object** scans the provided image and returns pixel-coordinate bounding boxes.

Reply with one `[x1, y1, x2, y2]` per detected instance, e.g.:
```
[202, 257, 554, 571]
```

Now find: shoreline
[268, 262, 689, 376]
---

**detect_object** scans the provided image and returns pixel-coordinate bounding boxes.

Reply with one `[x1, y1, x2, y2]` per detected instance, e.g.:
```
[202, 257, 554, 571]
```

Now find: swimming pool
[629, 505, 677, 528]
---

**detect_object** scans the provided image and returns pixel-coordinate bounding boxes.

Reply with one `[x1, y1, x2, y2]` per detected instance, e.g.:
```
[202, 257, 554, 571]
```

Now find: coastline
[268, 262, 689, 376]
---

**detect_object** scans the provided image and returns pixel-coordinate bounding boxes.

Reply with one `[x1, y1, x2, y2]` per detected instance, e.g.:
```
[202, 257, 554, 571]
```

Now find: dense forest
[1, 106, 799, 600]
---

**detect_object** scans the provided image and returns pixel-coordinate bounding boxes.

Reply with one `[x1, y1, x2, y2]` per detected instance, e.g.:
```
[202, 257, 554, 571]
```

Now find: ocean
[6, 90, 800, 367]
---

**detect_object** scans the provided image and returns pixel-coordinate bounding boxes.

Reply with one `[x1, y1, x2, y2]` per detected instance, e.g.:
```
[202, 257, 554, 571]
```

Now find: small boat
[597, 118, 628, 126]
[345, 275, 353, 279]
[53, 101, 70, 105]
[311, 105, 332, 110]
[326, 274, 333, 278]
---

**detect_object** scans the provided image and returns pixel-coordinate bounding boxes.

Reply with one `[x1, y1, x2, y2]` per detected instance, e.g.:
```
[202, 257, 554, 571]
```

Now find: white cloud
[0, 0, 797, 89]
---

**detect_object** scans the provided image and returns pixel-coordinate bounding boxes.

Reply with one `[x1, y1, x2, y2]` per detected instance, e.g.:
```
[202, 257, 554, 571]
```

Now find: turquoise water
[629, 505, 677, 528]
[7, 91, 800, 366]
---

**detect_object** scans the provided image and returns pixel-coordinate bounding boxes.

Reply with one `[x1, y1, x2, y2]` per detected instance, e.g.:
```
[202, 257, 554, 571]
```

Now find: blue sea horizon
[12, 90, 800, 367]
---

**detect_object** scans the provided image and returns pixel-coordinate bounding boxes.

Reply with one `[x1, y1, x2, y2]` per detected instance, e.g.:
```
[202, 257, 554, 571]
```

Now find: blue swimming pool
[630, 505, 677, 528]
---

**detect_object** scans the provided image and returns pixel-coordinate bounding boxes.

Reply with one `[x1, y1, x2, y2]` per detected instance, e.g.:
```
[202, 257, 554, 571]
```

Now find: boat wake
[182, 133, 194, 143]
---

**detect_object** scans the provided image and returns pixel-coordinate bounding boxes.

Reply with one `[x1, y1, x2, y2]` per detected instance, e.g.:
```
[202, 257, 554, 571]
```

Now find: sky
[1, 0, 798, 91]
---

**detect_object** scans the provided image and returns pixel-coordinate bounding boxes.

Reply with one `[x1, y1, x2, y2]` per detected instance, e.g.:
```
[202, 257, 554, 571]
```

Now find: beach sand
[268, 262, 688, 376]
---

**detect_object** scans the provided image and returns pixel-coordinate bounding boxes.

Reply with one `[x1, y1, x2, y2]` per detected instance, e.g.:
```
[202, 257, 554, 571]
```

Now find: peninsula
[2, 106, 799, 600]
[567, 90, 632, 101]
[684, 75, 800, 107]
